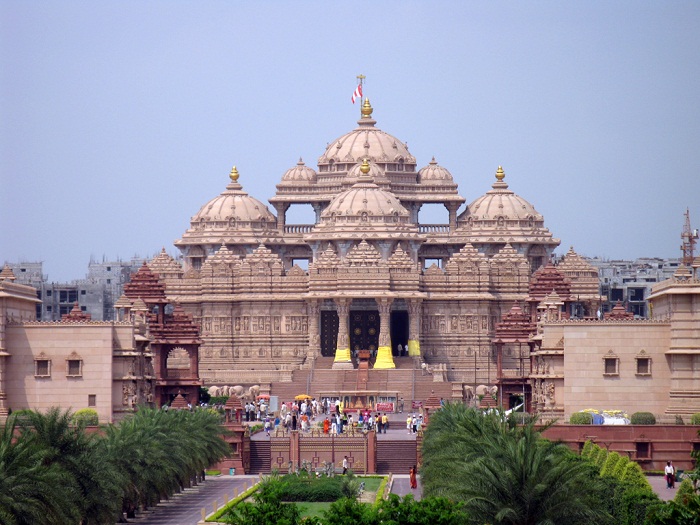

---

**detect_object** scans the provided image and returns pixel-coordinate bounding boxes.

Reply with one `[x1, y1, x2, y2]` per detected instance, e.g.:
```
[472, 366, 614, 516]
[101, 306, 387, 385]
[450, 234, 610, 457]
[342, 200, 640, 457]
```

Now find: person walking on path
[409, 465, 418, 489]
[664, 461, 675, 488]
[342, 456, 349, 475]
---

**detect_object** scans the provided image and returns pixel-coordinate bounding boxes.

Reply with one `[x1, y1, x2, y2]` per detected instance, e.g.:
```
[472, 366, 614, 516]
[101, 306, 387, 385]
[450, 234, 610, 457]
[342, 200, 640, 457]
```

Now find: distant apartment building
[587, 257, 681, 318]
[5, 258, 152, 321]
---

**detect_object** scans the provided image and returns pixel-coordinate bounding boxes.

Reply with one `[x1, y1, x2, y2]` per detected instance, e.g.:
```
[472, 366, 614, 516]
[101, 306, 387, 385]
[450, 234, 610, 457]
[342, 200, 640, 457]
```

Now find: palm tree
[103, 406, 230, 518]
[0, 414, 80, 525]
[18, 407, 124, 525]
[421, 404, 610, 525]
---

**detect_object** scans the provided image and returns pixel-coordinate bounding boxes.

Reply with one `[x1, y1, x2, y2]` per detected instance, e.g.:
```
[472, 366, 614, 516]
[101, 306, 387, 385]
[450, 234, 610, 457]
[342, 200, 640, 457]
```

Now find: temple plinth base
[373, 345, 395, 369]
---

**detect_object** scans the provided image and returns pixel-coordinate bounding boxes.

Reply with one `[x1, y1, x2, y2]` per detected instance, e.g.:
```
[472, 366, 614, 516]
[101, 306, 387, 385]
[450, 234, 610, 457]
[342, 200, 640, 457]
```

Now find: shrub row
[580, 440, 651, 490]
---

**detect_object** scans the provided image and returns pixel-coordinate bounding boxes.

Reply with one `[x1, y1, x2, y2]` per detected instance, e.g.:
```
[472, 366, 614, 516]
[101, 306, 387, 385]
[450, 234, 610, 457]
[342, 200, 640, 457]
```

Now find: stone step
[376, 440, 417, 474]
[249, 441, 271, 475]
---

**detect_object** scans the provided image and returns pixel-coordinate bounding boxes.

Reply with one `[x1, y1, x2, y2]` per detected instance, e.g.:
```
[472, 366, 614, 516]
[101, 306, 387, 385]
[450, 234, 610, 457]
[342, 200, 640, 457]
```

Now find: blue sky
[2, 1, 699, 282]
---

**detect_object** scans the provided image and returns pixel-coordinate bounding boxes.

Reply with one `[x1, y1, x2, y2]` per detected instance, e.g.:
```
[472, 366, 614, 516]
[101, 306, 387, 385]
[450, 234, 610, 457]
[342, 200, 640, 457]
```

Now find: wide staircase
[269, 357, 454, 406]
[376, 440, 417, 474]
[249, 441, 271, 475]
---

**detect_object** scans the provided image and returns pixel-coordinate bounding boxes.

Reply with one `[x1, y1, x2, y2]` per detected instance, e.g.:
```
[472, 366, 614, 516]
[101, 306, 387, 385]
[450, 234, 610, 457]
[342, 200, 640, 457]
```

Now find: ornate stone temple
[152, 97, 565, 405]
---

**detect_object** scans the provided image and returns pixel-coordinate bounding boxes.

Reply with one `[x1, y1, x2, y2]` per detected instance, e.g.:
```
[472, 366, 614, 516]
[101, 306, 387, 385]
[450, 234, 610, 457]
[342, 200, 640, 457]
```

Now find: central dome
[319, 160, 411, 225]
[317, 99, 416, 173]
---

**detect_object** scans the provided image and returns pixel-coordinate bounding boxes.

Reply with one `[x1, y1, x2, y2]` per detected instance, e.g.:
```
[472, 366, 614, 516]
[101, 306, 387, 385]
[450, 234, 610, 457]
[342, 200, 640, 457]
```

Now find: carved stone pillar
[446, 203, 459, 233]
[374, 298, 395, 369]
[274, 203, 290, 234]
[0, 355, 8, 420]
[407, 299, 422, 357]
[332, 299, 353, 369]
[312, 203, 324, 223]
[189, 346, 198, 378]
[306, 300, 321, 359]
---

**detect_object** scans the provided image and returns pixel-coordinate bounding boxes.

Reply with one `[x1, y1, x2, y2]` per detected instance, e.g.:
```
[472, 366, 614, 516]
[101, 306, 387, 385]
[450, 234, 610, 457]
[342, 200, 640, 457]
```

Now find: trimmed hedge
[581, 440, 595, 459]
[630, 411, 656, 425]
[569, 412, 593, 425]
[72, 408, 99, 426]
[690, 413, 700, 425]
[600, 451, 622, 478]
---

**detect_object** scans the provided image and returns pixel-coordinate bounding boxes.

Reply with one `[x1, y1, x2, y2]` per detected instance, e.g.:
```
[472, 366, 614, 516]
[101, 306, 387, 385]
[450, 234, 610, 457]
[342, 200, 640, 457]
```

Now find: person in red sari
[409, 465, 417, 489]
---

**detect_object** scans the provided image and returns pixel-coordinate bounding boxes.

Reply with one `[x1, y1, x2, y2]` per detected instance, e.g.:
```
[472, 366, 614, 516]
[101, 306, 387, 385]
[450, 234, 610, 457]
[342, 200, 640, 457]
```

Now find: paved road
[126, 475, 258, 525]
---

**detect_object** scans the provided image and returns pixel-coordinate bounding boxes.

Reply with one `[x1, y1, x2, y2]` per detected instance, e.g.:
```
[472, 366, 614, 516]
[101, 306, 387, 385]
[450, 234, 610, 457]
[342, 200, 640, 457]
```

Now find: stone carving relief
[235, 315, 282, 334]
[285, 316, 308, 333]
[122, 381, 136, 407]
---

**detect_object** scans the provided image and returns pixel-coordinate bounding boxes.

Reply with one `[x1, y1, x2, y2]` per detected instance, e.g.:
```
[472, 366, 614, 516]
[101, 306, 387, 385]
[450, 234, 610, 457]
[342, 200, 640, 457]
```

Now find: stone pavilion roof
[528, 262, 572, 302]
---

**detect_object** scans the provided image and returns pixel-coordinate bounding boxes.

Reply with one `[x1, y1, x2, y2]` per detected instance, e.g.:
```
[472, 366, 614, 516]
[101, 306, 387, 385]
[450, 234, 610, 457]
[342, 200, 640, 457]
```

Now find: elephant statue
[462, 385, 474, 403]
[208, 385, 221, 397]
[231, 385, 245, 398]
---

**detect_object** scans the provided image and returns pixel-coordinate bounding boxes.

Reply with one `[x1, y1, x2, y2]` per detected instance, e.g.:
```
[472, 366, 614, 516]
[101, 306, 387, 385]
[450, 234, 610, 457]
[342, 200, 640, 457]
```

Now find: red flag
[351, 84, 363, 104]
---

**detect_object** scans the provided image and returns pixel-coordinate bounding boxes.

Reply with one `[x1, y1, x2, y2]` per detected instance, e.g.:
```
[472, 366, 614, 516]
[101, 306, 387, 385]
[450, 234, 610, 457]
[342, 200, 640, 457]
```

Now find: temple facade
[153, 99, 569, 391]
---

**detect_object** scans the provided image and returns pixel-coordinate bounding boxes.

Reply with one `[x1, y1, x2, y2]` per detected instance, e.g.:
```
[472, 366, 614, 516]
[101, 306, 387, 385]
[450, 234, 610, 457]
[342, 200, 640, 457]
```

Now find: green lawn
[359, 476, 382, 492]
[207, 474, 387, 522]
[296, 501, 333, 518]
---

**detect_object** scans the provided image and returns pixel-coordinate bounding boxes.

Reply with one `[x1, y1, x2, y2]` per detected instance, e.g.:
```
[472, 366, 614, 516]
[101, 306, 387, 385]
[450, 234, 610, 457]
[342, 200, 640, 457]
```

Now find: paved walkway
[125, 475, 258, 525]
[391, 474, 423, 500]
[646, 474, 678, 502]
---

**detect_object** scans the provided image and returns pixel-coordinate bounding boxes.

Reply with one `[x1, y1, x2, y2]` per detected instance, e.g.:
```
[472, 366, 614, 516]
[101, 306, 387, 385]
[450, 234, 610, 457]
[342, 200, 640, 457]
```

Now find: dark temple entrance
[320, 311, 339, 357]
[320, 308, 407, 358]
[350, 310, 379, 354]
[390, 311, 408, 356]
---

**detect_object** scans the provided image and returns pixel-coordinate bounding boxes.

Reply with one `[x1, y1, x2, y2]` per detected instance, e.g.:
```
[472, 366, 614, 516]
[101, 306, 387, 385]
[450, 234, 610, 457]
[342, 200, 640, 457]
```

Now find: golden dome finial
[361, 98, 373, 118]
[229, 166, 240, 182]
[360, 158, 371, 175]
[495, 166, 505, 182]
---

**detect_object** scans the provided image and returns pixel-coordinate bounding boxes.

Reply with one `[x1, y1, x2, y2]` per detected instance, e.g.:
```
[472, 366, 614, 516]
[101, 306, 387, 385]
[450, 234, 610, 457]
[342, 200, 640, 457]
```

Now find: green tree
[0, 414, 81, 525]
[19, 407, 124, 524]
[373, 494, 470, 525]
[421, 404, 611, 525]
[104, 406, 230, 518]
[222, 475, 303, 525]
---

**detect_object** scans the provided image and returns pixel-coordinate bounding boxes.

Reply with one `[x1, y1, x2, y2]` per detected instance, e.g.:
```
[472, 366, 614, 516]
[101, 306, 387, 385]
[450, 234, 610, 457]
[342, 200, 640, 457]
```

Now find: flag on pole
[351, 84, 363, 104]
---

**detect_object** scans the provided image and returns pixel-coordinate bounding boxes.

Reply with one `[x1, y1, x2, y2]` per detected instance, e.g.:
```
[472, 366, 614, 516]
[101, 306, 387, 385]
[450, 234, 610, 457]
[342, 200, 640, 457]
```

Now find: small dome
[280, 158, 317, 184]
[460, 167, 542, 226]
[418, 157, 454, 185]
[347, 159, 383, 181]
[191, 167, 277, 226]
